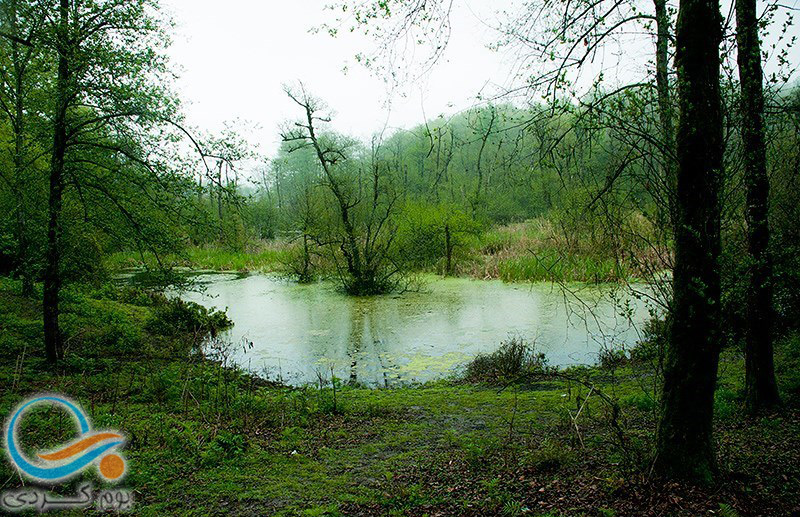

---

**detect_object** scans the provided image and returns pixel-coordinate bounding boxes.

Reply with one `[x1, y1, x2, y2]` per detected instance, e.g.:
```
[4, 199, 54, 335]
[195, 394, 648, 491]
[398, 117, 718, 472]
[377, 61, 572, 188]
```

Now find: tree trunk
[43, 0, 69, 365]
[735, 0, 781, 412]
[444, 223, 452, 276]
[301, 102, 364, 290]
[655, 0, 724, 482]
[653, 0, 677, 229]
[473, 108, 495, 216]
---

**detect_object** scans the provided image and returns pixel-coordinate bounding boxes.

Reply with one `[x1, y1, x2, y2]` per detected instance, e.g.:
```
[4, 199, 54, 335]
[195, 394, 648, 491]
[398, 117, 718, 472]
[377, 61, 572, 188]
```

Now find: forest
[0, 0, 799, 515]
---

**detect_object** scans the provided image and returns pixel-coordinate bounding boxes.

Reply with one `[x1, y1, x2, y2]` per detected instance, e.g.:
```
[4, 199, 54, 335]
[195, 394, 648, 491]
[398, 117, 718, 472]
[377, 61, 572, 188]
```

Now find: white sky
[161, 0, 799, 161]
[161, 0, 515, 158]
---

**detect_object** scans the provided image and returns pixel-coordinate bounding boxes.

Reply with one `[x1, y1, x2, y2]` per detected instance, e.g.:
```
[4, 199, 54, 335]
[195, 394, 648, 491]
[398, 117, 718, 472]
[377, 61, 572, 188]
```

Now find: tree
[0, 0, 43, 296]
[397, 201, 476, 275]
[735, 0, 781, 412]
[39, 0, 187, 364]
[274, 143, 325, 282]
[281, 84, 404, 295]
[43, 0, 69, 363]
[653, 0, 677, 227]
[654, 0, 724, 481]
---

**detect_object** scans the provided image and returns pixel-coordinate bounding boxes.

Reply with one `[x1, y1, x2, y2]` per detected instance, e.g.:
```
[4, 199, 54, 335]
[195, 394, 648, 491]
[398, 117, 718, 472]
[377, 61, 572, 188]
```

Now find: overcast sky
[161, 0, 516, 157]
[161, 0, 799, 160]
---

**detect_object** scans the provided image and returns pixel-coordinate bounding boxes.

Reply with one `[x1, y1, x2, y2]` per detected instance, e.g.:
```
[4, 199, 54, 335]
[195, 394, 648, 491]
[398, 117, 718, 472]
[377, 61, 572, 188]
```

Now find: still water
[172, 274, 654, 386]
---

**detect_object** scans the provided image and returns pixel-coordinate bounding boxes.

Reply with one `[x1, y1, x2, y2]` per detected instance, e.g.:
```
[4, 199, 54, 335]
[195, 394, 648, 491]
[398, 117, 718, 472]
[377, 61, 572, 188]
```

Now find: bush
[714, 387, 741, 420]
[520, 438, 575, 472]
[146, 298, 232, 341]
[630, 316, 668, 363]
[598, 347, 627, 369]
[464, 338, 549, 384]
[621, 392, 656, 412]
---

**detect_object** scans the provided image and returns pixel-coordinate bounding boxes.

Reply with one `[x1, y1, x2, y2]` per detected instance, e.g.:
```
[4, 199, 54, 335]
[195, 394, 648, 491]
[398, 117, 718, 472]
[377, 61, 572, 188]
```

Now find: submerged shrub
[464, 338, 549, 384]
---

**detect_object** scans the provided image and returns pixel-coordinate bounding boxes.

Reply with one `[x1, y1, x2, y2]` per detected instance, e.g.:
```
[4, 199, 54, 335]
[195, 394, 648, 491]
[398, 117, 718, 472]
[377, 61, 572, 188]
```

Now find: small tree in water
[280, 83, 407, 295]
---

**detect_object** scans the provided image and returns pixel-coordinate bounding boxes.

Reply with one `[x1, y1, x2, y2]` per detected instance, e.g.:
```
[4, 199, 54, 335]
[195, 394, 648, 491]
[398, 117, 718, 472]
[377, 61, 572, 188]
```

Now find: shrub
[630, 316, 668, 363]
[142, 368, 182, 404]
[146, 298, 232, 341]
[598, 347, 627, 369]
[464, 337, 549, 384]
[520, 439, 575, 472]
[621, 392, 656, 412]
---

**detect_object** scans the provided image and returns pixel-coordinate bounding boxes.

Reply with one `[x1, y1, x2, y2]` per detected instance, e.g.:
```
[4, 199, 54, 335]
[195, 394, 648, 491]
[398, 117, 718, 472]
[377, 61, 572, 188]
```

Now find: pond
[168, 273, 655, 386]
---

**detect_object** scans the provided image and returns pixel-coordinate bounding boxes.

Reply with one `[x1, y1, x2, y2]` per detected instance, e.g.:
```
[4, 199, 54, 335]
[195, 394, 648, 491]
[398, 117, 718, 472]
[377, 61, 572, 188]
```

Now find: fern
[718, 503, 740, 517]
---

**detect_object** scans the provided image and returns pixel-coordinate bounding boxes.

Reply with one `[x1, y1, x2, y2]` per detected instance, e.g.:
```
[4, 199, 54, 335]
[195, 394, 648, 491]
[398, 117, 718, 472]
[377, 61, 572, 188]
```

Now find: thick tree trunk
[43, 0, 69, 364]
[735, 0, 781, 412]
[655, 0, 724, 482]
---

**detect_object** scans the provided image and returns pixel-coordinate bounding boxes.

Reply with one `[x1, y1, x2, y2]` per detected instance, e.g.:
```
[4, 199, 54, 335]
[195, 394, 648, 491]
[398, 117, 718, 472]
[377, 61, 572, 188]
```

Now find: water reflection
[175, 274, 654, 386]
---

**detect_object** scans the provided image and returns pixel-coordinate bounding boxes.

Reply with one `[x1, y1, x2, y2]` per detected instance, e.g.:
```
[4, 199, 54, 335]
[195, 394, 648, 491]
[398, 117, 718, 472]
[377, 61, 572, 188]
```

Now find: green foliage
[108, 244, 292, 273]
[714, 388, 742, 420]
[630, 316, 668, 363]
[621, 392, 656, 412]
[498, 253, 627, 283]
[598, 346, 628, 369]
[502, 500, 525, 517]
[146, 298, 232, 340]
[717, 503, 740, 517]
[395, 201, 478, 274]
[143, 367, 183, 404]
[1, 274, 798, 516]
[464, 337, 550, 384]
[201, 431, 247, 466]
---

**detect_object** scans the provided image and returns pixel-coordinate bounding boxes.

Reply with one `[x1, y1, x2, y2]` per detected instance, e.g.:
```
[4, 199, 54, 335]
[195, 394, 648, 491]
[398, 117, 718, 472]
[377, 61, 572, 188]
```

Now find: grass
[1, 277, 798, 515]
[459, 219, 640, 283]
[106, 241, 292, 273]
[495, 254, 628, 283]
[105, 219, 650, 284]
